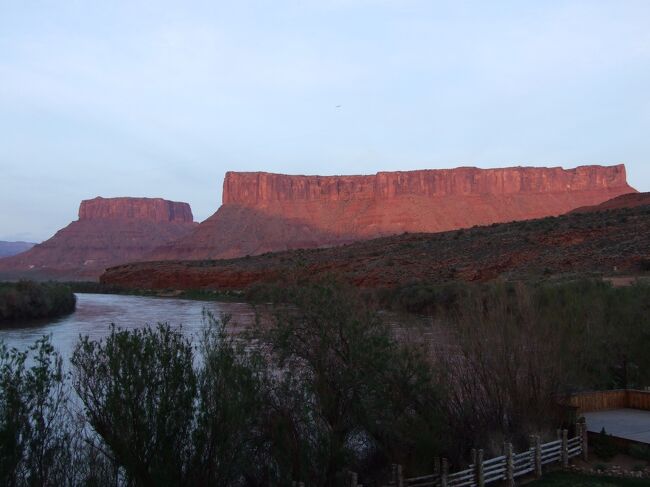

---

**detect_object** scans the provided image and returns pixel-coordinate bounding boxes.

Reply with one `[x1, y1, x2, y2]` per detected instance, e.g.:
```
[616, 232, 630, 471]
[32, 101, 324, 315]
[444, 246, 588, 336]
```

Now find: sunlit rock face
[149, 164, 635, 261]
[0, 197, 198, 281]
[78, 197, 194, 223]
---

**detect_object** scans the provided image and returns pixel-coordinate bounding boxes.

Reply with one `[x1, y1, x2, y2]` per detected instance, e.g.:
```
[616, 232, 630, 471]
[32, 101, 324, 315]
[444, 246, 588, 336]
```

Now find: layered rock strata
[150, 165, 635, 260]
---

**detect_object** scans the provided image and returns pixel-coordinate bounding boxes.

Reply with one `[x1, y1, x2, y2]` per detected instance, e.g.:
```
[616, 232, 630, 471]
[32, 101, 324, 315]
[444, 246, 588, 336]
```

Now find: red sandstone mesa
[0, 197, 197, 280]
[149, 164, 636, 261]
[78, 197, 194, 222]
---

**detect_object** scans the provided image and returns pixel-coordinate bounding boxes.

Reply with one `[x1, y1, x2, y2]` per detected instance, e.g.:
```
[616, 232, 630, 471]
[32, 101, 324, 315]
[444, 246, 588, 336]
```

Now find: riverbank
[0, 281, 76, 323]
[67, 281, 245, 302]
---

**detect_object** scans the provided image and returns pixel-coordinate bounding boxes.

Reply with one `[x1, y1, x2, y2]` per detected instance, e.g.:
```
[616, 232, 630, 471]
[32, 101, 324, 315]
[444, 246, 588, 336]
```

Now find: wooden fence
[569, 389, 650, 414]
[344, 424, 588, 487]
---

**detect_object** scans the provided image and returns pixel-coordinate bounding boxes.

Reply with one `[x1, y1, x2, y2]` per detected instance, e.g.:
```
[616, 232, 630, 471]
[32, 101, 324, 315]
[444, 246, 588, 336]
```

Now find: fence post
[441, 458, 449, 487]
[475, 449, 485, 487]
[391, 464, 397, 485]
[434, 456, 441, 476]
[580, 422, 589, 461]
[397, 464, 404, 487]
[505, 442, 514, 487]
[350, 471, 358, 487]
[532, 435, 542, 478]
[562, 429, 569, 468]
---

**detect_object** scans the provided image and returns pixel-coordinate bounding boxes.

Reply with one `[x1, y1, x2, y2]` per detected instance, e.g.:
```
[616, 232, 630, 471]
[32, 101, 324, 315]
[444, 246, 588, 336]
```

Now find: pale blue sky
[1, 0, 649, 242]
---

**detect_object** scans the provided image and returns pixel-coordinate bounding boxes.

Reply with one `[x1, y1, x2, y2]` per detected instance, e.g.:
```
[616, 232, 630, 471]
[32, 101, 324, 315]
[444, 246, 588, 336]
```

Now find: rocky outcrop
[150, 164, 635, 261]
[0, 197, 197, 281]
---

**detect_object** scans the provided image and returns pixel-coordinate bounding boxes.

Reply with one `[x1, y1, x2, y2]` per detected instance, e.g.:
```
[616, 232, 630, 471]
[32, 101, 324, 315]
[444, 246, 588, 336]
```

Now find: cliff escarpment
[150, 164, 635, 261]
[0, 197, 198, 281]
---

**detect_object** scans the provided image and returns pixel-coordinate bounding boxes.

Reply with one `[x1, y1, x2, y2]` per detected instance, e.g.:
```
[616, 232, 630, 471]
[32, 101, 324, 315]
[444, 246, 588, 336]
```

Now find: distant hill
[101, 200, 650, 291]
[570, 192, 650, 213]
[0, 197, 197, 281]
[0, 241, 36, 258]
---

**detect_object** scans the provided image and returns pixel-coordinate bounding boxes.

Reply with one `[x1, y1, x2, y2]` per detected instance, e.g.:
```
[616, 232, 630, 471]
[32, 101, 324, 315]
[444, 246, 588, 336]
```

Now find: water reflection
[0, 293, 258, 361]
[0, 293, 443, 363]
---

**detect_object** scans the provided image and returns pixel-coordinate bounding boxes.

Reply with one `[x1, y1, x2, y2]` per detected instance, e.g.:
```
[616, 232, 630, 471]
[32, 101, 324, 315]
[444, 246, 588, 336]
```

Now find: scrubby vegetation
[1, 282, 444, 486]
[100, 203, 650, 291]
[0, 281, 76, 323]
[1, 278, 649, 486]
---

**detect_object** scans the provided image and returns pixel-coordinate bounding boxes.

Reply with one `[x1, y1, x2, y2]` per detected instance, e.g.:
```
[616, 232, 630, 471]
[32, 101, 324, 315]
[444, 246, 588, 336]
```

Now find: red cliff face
[79, 197, 194, 223]
[149, 164, 636, 261]
[0, 197, 198, 281]
[222, 165, 629, 205]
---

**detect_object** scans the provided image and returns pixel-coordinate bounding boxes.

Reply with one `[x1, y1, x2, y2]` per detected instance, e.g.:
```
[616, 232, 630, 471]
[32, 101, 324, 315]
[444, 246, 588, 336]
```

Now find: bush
[639, 258, 650, 272]
[0, 281, 76, 323]
[592, 428, 618, 461]
[255, 281, 445, 485]
[0, 336, 74, 486]
[629, 444, 650, 462]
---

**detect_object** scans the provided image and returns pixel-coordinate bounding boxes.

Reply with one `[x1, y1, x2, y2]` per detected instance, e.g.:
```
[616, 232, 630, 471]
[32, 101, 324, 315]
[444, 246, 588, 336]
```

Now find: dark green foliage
[2, 278, 650, 485]
[191, 314, 268, 486]
[0, 281, 76, 323]
[72, 324, 197, 486]
[629, 444, 650, 462]
[0, 337, 74, 486]
[592, 428, 618, 461]
[71, 315, 269, 487]
[256, 281, 444, 485]
[385, 282, 466, 314]
[535, 280, 650, 389]
[639, 258, 650, 272]
[67, 282, 444, 486]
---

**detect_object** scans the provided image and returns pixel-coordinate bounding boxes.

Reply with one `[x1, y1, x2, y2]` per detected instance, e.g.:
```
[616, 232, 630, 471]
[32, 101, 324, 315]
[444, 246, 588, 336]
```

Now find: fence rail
[360, 423, 589, 487]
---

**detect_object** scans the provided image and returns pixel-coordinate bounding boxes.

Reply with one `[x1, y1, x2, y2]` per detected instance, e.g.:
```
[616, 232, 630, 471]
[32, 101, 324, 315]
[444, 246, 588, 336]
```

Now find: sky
[1, 0, 649, 242]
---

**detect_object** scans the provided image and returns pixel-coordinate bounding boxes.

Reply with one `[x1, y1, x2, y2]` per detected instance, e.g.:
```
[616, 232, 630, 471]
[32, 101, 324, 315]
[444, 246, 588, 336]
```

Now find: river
[0, 293, 440, 362]
[0, 293, 259, 360]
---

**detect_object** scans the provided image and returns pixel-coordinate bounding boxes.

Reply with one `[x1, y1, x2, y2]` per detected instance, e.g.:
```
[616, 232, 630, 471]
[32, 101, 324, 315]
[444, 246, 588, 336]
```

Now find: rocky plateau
[149, 164, 635, 260]
[0, 197, 197, 280]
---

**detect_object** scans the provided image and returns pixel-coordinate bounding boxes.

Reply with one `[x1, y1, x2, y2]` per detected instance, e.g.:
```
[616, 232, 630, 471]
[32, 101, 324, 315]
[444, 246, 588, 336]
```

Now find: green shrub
[0, 281, 76, 323]
[629, 444, 650, 462]
[592, 428, 618, 461]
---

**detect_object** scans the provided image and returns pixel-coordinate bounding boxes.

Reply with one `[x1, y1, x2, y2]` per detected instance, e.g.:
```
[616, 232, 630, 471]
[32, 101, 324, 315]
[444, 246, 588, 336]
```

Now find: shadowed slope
[101, 201, 650, 291]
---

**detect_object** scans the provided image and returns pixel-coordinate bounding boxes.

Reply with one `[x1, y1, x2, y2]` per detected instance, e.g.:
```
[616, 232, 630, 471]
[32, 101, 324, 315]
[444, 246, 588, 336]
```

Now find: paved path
[584, 408, 650, 444]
